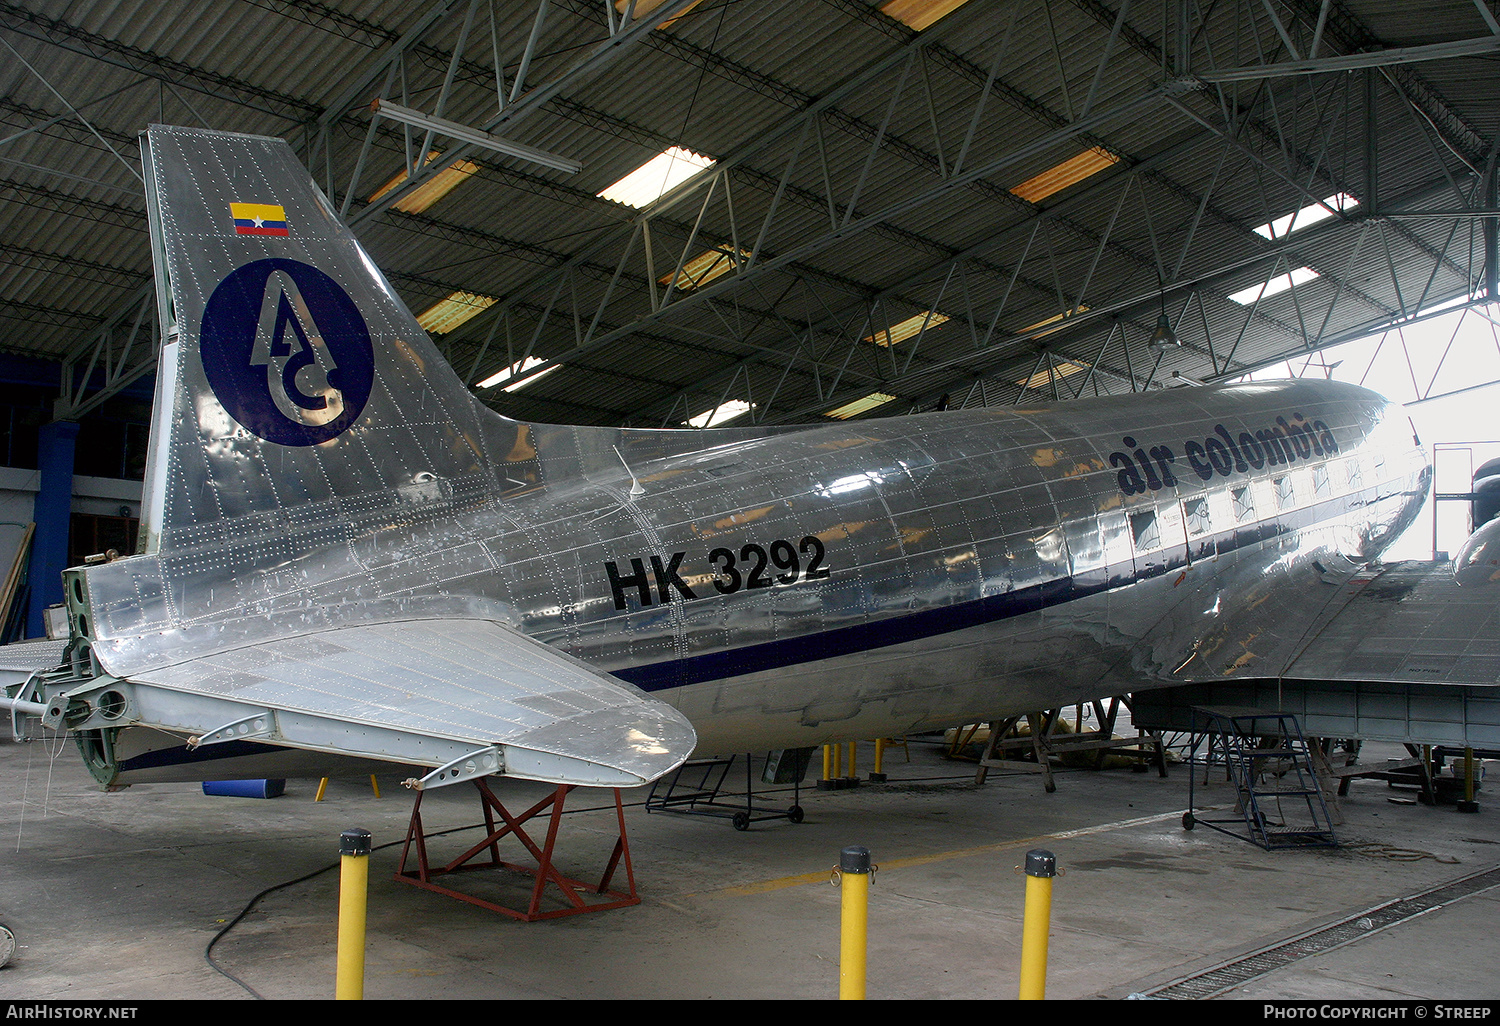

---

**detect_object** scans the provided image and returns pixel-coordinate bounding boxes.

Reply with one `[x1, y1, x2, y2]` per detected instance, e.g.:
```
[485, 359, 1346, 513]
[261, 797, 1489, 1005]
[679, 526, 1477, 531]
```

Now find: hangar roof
[2, 0, 1499, 426]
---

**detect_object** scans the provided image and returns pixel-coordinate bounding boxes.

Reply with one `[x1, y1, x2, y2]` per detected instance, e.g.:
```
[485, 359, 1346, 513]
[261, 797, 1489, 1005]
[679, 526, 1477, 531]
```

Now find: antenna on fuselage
[613, 446, 645, 497]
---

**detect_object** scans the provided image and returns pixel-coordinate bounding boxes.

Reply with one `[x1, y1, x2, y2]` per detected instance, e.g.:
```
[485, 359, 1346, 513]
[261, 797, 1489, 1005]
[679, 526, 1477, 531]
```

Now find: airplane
[3, 124, 1494, 799]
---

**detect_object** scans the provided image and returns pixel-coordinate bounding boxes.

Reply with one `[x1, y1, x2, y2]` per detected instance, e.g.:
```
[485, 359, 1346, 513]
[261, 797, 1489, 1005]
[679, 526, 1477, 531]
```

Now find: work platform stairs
[1184, 709, 1338, 850]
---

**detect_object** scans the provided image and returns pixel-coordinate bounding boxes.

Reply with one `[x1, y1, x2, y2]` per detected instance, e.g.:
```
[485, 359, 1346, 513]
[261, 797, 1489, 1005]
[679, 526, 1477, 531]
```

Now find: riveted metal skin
[20, 127, 1453, 790]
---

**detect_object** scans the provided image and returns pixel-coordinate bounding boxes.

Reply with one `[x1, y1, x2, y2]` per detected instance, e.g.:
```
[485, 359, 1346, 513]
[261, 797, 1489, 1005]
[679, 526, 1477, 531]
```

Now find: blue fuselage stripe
[609, 488, 1381, 693]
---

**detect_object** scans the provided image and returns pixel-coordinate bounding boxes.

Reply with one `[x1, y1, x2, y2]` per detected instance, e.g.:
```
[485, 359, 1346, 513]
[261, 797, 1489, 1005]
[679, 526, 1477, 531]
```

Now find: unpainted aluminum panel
[100, 617, 695, 785]
[1283, 563, 1500, 686]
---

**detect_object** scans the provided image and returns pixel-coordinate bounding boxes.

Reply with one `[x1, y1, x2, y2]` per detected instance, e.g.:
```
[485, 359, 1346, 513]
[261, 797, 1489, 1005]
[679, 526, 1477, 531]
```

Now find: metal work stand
[1183, 708, 1338, 850]
[394, 779, 638, 921]
[646, 753, 805, 830]
[974, 697, 1170, 792]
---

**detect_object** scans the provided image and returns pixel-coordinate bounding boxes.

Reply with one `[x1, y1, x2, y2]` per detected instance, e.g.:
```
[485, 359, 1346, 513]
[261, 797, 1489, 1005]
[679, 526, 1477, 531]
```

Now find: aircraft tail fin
[138, 125, 511, 563]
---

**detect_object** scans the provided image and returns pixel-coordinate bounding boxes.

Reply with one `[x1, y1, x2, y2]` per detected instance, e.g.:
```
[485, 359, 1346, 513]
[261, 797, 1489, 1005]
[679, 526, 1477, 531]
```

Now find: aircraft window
[1130, 509, 1160, 550]
[1231, 486, 1254, 522]
[1275, 476, 1295, 509]
[1183, 496, 1211, 536]
[1314, 465, 1330, 498]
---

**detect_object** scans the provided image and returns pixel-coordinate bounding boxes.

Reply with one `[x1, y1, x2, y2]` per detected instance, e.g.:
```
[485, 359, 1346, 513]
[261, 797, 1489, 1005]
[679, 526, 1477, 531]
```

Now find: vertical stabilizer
[139, 126, 506, 564]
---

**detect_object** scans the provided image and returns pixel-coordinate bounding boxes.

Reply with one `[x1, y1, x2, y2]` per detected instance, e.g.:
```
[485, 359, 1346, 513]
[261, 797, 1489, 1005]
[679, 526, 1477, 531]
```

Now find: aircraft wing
[1135, 558, 1500, 690]
[1279, 562, 1500, 686]
[81, 617, 696, 788]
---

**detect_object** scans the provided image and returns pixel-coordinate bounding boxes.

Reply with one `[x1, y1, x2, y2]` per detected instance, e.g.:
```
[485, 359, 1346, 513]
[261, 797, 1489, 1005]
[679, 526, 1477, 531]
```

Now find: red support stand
[394, 779, 639, 921]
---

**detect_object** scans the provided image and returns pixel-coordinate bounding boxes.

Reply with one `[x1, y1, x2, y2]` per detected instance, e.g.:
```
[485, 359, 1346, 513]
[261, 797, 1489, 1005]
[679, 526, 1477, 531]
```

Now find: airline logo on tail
[199, 258, 374, 446]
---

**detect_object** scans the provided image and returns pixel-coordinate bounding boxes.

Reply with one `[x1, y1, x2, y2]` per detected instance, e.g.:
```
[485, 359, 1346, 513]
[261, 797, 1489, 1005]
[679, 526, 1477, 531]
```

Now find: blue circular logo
[199, 258, 374, 446]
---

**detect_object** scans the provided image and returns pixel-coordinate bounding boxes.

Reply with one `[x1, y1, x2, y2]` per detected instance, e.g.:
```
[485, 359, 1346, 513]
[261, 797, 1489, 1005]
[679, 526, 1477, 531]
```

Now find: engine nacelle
[1472, 459, 1500, 532]
[1454, 515, 1500, 586]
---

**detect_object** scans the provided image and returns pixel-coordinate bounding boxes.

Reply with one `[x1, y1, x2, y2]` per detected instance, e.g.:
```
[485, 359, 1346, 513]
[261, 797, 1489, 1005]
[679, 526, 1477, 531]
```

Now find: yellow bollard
[1018, 849, 1056, 999]
[824, 744, 832, 781]
[1458, 747, 1480, 813]
[847, 741, 856, 780]
[838, 845, 872, 1000]
[336, 828, 372, 1000]
[870, 738, 887, 782]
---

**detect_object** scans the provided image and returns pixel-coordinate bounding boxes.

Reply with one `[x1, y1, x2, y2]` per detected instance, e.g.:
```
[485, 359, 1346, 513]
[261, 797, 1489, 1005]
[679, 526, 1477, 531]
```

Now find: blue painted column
[27, 420, 79, 639]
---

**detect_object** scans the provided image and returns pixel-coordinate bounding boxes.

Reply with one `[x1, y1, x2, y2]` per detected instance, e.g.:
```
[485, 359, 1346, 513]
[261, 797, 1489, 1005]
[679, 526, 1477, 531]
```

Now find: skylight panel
[866, 311, 950, 347]
[826, 393, 897, 419]
[1017, 305, 1089, 337]
[1254, 192, 1358, 240]
[370, 151, 480, 214]
[685, 399, 754, 427]
[1010, 147, 1118, 204]
[663, 246, 748, 291]
[880, 0, 974, 31]
[416, 291, 497, 334]
[1227, 266, 1320, 305]
[598, 146, 715, 209]
[615, 0, 706, 29]
[476, 356, 561, 392]
[1016, 360, 1086, 391]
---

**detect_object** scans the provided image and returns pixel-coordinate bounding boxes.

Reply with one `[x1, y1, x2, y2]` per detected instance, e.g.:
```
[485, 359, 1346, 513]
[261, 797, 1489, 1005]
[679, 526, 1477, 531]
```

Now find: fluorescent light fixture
[1017, 360, 1086, 391]
[477, 356, 562, 392]
[1254, 192, 1358, 240]
[685, 399, 753, 427]
[598, 146, 715, 209]
[866, 311, 950, 347]
[1010, 147, 1119, 204]
[416, 291, 497, 334]
[1227, 266, 1320, 305]
[369, 151, 480, 214]
[370, 100, 580, 174]
[826, 392, 897, 419]
[663, 246, 748, 291]
[880, 0, 973, 31]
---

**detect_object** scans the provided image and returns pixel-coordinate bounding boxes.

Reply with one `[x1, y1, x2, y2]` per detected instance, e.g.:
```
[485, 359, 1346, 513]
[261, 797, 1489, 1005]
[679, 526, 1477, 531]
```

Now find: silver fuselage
[82, 377, 1429, 757]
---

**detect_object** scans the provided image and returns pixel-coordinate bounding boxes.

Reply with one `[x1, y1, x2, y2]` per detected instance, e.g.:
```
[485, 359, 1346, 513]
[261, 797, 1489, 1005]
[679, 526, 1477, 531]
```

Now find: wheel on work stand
[0, 922, 15, 968]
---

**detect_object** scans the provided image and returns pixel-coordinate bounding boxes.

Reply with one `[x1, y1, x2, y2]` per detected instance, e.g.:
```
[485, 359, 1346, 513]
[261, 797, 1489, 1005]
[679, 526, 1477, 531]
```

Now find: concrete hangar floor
[0, 733, 1495, 1001]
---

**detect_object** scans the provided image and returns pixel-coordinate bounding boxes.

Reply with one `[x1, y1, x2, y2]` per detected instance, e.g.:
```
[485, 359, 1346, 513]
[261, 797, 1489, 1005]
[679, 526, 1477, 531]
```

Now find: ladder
[1183, 709, 1338, 850]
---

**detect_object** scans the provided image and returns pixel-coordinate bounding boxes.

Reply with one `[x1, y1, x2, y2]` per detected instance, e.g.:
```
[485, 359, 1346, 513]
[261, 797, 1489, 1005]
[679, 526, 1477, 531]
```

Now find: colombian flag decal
[230, 202, 289, 236]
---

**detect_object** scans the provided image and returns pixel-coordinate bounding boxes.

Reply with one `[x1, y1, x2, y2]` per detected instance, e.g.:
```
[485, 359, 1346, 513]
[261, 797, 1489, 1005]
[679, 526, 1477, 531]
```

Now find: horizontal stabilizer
[93, 617, 695, 788]
[0, 638, 66, 674]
